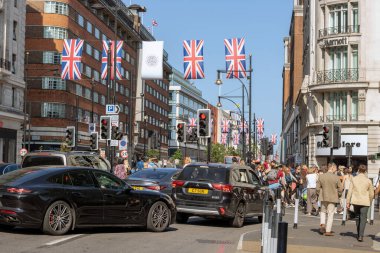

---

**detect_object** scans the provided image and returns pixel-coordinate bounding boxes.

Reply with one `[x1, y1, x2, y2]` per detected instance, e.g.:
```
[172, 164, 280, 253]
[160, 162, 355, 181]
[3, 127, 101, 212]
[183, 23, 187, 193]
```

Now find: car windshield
[129, 170, 171, 180]
[68, 155, 108, 171]
[0, 168, 41, 185]
[22, 156, 64, 168]
[177, 166, 228, 183]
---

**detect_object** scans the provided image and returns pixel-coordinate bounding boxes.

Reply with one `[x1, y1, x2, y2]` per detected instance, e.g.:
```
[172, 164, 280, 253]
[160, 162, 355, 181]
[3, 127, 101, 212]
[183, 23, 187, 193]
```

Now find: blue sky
[126, 0, 293, 146]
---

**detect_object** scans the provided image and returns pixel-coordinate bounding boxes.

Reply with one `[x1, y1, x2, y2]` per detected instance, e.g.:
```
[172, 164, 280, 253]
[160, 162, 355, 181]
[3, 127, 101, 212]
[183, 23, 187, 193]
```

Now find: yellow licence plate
[188, 188, 208, 194]
[132, 186, 144, 191]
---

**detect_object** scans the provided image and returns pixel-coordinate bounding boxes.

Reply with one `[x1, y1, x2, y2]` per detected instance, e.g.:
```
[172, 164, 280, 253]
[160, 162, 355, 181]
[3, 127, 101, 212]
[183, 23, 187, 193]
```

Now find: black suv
[172, 163, 265, 227]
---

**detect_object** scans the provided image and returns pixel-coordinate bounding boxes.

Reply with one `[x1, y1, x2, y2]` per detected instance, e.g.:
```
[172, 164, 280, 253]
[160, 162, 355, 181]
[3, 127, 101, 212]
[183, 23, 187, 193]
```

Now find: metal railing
[319, 25, 360, 38]
[316, 68, 358, 84]
[0, 58, 11, 71]
[318, 114, 358, 123]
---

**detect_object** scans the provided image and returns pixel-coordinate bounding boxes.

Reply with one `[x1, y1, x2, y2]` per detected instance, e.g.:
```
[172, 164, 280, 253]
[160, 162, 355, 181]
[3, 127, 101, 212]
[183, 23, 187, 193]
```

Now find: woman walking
[306, 165, 319, 216]
[346, 165, 374, 242]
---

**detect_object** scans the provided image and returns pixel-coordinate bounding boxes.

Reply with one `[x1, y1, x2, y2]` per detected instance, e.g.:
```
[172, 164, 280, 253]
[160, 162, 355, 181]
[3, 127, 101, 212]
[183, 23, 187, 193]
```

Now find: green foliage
[171, 149, 183, 162]
[210, 143, 226, 163]
[226, 146, 240, 156]
[146, 149, 159, 159]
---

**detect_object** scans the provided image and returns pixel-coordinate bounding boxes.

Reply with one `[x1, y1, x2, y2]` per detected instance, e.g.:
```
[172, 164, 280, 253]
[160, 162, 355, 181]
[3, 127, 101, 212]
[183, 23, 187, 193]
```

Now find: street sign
[89, 123, 96, 133]
[120, 150, 128, 159]
[119, 136, 128, 150]
[19, 148, 28, 157]
[106, 104, 120, 115]
[110, 139, 119, 147]
[110, 115, 119, 127]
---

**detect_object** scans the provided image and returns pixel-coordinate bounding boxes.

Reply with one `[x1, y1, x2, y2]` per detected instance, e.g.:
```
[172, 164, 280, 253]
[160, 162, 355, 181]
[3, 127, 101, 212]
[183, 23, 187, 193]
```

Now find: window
[328, 47, 348, 81]
[42, 102, 65, 118]
[94, 27, 100, 39]
[12, 54, 16, 74]
[48, 173, 72, 185]
[351, 91, 358, 121]
[93, 92, 99, 103]
[86, 21, 93, 34]
[86, 43, 92, 56]
[125, 52, 130, 62]
[77, 14, 84, 27]
[84, 88, 91, 100]
[328, 92, 347, 121]
[93, 70, 100, 82]
[44, 26, 67, 39]
[102, 34, 107, 41]
[125, 70, 130, 80]
[100, 95, 105, 105]
[125, 87, 129, 97]
[351, 45, 358, 69]
[13, 21, 17, 41]
[93, 171, 124, 190]
[68, 170, 95, 187]
[43, 51, 61, 64]
[85, 65, 91, 77]
[352, 3, 359, 32]
[44, 1, 69, 15]
[42, 77, 66, 90]
[14, 0, 17, 8]
[329, 4, 348, 33]
[120, 85, 124, 94]
[76, 84, 82, 96]
[248, 170, 261, 185]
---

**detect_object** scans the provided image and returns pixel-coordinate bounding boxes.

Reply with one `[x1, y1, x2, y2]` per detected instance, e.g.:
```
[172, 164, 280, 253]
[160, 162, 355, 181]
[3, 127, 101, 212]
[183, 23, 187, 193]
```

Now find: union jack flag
[188, 118, 197, 127]
[233, 133, 240, 145]
[256, 118, 264, 136]
[271, 134, 277, 145]
[239, 120, 248, 133]
[183, 40, 205, 80]
[152, 19, 158, 27]
[61, 39, 84, 80]
[224, 38, 246, 79]
[101, 40, 123, 80]
[187, 126, 193, 135]
[221, 133, 228, 145]
[221, 119, 230, 133]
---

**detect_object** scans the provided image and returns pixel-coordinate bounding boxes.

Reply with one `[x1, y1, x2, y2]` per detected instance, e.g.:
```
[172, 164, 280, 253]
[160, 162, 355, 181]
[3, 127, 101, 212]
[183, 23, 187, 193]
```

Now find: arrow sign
[106, 104, 120, 115]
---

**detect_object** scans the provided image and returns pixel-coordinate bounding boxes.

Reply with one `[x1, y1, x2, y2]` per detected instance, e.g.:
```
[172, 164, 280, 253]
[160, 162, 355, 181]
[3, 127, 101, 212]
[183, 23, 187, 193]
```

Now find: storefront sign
[323, 37, 348, 47]
[315, 134, 367, 156]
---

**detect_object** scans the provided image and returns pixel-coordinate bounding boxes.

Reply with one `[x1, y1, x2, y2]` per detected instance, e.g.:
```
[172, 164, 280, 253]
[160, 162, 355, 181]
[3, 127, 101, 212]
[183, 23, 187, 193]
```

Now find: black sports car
[0, 167, 176, 235]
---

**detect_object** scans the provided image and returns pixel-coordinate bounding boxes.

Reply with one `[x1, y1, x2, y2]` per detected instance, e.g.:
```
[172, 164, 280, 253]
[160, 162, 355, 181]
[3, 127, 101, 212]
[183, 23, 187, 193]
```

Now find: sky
[125, 0, 293, 148]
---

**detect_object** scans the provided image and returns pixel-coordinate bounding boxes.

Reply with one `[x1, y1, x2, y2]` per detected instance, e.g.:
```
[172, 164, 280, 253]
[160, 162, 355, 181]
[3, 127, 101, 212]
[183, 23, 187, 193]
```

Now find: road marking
[373, 232, 380, 251]
[237, 230, 259, 251]
[45, 234, 83, 246]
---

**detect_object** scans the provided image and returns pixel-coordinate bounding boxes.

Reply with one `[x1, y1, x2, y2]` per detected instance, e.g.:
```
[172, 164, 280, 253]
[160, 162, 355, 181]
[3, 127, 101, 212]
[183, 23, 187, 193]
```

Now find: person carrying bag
[346, 165, 374, 242]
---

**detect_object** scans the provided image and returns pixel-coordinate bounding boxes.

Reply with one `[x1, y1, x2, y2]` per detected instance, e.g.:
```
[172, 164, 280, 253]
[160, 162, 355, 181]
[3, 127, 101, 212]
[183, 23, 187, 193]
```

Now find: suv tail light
[172, 180, 185, 188]
[6, 187, 32, 194]
[145, 186, 160, 191]
[212, 184, 233, 193]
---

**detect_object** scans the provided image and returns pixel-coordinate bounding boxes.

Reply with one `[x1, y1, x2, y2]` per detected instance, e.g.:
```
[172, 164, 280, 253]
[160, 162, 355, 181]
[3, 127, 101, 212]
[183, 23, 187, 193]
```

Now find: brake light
[172, 180, 185, 188]
[219, 207, 226, 216]
[159, 185, 167, 190]
[6, 187, 32, 194]
[145, 186, 160, 191]
[212, 184, 233, 193]
[0, 209, 16, 215]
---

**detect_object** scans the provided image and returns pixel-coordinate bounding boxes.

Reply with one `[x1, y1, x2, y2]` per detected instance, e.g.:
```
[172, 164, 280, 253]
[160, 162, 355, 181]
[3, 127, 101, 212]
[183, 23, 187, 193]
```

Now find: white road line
[45, 234, 83, 246]
[237, 230, 259, 251]
[373, 232, 380, 251]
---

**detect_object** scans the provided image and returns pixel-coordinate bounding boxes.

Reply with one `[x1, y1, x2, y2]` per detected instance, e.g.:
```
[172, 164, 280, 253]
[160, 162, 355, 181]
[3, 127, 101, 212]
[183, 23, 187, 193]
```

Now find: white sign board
[315, 134, 367, 156]
[88, 123, 96, 133]
[106, 104, 120, 114]
[110, 115, 119, 127]
[119, 136, 128, 150]
[110, 140, 119, 147]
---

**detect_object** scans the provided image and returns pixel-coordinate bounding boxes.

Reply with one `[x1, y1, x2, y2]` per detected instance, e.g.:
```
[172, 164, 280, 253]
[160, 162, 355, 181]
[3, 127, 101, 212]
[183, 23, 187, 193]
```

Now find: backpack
[285, 174, 293, 184]
[267, 169, 278, 181]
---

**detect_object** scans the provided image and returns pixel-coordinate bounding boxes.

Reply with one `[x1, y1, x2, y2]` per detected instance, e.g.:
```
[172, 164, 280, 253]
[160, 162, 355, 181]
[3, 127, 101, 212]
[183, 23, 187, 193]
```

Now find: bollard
[276, 188, 282, 222]
[370, 199, 375, 225]
[342, 190, 347, 226]
[271, 209, 279, 253]
[267, 208, 273, 253]
[263, 197, 270, 253]
[261, 190, 269, 253]
[277, 222, 288, 253]
[293, 189, 299, 229]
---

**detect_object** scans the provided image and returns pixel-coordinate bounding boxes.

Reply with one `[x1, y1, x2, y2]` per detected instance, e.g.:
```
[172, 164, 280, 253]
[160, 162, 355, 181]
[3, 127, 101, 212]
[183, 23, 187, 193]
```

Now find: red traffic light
[177, 123, 183, 129]
[199, 113, 207, 120]
[101, 119, 108, 126]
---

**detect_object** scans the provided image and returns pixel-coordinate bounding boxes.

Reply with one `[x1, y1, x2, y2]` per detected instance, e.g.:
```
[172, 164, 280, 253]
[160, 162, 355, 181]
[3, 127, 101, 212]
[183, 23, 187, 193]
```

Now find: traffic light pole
[207, 137, 211, 163]
[330, 148, 334, 164]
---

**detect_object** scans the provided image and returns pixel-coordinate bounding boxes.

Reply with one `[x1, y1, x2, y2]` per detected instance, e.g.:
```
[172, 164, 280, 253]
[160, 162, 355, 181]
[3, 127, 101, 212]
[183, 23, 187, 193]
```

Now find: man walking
[316, 163, 343, 236]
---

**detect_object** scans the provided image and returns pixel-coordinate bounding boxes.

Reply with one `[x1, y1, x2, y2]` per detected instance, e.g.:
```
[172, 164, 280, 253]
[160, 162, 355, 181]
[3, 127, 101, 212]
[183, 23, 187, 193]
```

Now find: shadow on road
[185, 216, 260, 228]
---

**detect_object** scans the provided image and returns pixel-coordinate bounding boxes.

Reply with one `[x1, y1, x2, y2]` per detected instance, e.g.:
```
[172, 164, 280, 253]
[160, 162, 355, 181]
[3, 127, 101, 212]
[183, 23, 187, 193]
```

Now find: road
[0, 217, 262, 253]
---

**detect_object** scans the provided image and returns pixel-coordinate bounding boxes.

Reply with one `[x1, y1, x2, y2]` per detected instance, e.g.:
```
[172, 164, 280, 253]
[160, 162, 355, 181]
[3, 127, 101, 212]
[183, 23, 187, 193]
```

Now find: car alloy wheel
[43, 201, 73, 235]
[147, 201, 170, 232]
[230, 203, 245, 228]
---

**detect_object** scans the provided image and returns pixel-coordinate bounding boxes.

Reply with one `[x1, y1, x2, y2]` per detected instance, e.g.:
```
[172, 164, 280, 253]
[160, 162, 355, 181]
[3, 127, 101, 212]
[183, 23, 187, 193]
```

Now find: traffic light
[176, 122, 186, 143]
[90, 132, 98, 150]
[197, 109, 211, 138]
[268, 143, 274, 156]
[260, 137, 269, 155]
[65, 126, 75, 148]
[322, 124, 332, 147]
[111, 126, 123, 140]
[187, 127, 198, 143]
[100, 116, 111, 140]
[332, 124, 341, 149]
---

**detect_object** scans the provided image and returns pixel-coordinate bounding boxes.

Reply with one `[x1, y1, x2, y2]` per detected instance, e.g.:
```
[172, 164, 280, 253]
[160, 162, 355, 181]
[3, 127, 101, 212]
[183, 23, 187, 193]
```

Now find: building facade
[0, 0, 26, 163]
[25, 0, 170, 161]
[168, 68, 208, 161]
[290, 0, 380, 177]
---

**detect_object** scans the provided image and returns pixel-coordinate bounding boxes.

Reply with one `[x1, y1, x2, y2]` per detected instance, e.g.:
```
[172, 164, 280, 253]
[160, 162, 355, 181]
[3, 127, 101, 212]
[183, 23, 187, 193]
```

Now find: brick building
[25, 0, 171, 160]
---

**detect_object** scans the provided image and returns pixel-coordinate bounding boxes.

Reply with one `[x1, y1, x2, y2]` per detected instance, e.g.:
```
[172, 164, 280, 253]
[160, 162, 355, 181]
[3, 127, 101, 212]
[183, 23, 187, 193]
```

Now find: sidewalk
[239, 208, 380, 253]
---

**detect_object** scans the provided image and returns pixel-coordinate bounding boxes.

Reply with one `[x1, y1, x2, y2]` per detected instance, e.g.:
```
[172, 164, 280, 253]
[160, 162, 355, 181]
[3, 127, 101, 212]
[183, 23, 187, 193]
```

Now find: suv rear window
[22, 156, 64, 168]
[177, 166, 228, 183]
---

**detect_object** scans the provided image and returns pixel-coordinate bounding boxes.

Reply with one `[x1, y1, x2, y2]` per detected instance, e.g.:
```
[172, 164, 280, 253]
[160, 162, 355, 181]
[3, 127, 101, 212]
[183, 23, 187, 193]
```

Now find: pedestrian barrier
[341, 190, 347, 226]
[370, 198, 375, 225]
[293, 190, 299, 229]
[261, 188, 287, 253]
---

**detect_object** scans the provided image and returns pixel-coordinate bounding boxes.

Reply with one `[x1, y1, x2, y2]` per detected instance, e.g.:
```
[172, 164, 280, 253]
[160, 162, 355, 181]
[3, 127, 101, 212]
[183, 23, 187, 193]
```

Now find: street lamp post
[143, 114, 148, 159]
[159, 121, 164, 161]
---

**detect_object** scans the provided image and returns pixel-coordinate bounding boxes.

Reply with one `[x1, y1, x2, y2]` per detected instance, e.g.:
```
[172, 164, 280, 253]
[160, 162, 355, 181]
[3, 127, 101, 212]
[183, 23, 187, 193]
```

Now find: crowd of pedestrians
[251, 160, 379, 242]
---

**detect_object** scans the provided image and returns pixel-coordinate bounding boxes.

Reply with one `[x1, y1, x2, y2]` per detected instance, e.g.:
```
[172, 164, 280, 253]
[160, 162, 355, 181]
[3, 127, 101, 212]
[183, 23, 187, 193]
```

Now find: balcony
[0, 58, 11, 75]
[316, 68, 358, 84]
[318, 114, 358, 123]
[319, 25, 360, 38]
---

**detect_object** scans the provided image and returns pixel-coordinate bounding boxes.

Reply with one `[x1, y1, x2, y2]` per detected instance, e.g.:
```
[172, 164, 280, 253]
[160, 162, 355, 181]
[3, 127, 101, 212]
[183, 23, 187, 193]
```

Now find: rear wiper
[195, 178, 213, 182]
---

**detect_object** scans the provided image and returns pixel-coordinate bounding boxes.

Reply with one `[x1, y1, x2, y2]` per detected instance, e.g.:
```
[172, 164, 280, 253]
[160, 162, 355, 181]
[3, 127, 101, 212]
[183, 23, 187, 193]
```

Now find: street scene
[1, 0, 380, 253]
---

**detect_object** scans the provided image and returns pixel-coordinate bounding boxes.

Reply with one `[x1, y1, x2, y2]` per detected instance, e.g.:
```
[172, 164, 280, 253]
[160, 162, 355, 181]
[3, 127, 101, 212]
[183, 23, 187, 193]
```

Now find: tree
[226, 146, 240, 156]
[146, 149, 159, 159]
[210, 143, 226, 163]
[171, 149, 183, 163]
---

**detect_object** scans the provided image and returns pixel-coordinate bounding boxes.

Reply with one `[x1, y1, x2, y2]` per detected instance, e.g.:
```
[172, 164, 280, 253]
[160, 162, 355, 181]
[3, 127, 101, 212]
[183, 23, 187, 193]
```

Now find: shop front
[315, 134, 368, 168]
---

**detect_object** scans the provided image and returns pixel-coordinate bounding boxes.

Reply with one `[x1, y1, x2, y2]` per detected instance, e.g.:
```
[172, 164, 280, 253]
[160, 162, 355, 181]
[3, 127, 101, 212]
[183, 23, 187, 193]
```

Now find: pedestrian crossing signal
[90, 132, 98, 150]
[65, 126, 75, 148]
[177, 122, 186, 143]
